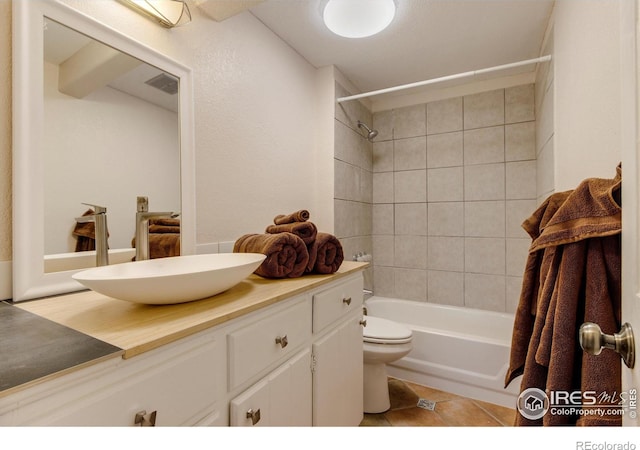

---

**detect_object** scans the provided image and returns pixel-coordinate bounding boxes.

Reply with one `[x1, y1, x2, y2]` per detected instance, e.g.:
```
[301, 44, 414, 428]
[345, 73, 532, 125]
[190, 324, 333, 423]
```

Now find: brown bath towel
[273, 210, 310, 225]
[148, 233, 181, 259]
[233, 232, 309, 278]
[506, 165, 622, 426]
[148, 217, 180, 234]
[311, 232, 344, 274]
[265, 221, 317, 245]
[73, 208, 110, 252]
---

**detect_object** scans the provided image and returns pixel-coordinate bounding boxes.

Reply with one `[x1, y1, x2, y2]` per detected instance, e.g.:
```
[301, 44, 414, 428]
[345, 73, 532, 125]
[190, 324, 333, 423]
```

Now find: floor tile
[360, 377, 516, 427]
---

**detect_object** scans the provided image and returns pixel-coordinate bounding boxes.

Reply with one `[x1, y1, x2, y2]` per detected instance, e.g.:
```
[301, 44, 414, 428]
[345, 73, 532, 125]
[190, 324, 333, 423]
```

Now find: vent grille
[145, 73, 179, 95]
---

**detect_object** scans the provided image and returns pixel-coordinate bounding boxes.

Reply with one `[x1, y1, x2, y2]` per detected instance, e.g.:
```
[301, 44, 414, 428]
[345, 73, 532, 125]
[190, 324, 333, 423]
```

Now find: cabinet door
[312, 314, 363, 426]
[230, 349, 312, 426]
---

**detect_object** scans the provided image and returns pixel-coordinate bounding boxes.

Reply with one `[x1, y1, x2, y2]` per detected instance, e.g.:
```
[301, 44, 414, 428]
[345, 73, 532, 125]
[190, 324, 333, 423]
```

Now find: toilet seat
[363, 316, 412, 344]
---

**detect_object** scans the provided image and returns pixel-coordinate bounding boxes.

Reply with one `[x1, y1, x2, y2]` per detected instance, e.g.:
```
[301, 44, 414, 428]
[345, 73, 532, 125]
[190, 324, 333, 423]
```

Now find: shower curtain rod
[336, 55, 552, 103]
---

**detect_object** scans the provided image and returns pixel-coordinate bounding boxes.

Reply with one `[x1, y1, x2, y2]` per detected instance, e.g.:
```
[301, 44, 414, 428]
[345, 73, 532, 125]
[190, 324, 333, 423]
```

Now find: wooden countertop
[16, 261, 368, 360]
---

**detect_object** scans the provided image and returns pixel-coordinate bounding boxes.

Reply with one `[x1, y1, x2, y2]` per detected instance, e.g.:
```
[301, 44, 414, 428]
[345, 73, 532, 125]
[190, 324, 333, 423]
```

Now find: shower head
[357, 120, 378, 141]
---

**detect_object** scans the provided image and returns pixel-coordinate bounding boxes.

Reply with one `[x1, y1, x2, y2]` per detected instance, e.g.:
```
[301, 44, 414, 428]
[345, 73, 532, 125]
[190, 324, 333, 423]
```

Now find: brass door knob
[579, 322, 635, 369]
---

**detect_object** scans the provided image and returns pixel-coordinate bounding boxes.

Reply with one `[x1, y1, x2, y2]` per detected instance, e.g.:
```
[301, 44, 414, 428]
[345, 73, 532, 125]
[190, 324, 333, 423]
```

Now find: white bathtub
[365, 297, 520, 409]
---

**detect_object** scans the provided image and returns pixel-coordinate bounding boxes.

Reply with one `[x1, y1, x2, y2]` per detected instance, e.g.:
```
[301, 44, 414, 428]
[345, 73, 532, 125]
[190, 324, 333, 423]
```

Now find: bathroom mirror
[12, 0, 195, 301]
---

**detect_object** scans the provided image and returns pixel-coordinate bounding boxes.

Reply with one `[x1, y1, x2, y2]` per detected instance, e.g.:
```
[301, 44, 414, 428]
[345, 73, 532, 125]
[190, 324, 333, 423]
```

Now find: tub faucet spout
[75, 203, 109, 267]
[135, 196, 179, 261]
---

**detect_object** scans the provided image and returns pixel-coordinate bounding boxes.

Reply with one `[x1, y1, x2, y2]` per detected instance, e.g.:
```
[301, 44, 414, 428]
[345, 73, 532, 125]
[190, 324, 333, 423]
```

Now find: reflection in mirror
[43, 18, 180, 270]
[12, 0, 195, 301]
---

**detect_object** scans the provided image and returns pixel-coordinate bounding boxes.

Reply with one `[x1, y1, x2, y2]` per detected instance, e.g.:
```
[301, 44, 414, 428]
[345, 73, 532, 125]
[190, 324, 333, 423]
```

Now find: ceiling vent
[145, 73, 178, 95]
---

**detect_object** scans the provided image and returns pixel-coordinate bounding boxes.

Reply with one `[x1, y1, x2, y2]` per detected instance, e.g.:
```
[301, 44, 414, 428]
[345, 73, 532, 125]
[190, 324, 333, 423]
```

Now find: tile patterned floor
[360, 378, 516, 427]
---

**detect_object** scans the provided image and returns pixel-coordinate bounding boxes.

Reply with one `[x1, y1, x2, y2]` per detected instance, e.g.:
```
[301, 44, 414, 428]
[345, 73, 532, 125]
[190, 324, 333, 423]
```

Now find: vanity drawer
[227, 297, 311, 390]
[312, 275, 363, 333]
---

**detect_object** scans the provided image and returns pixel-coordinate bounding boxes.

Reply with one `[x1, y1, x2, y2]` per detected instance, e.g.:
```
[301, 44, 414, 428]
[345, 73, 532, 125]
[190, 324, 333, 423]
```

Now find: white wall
[552, 0, 622, 190]
[1, 0, 335, 298]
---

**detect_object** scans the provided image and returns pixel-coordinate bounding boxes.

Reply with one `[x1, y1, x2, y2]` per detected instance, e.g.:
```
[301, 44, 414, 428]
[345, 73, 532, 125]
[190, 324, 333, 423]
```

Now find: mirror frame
[12, 0, 196, 302]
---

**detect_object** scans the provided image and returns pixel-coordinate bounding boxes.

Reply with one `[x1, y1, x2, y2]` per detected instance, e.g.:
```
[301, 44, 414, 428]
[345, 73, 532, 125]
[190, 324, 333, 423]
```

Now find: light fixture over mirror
[323, 0, 396, 38]
[121, 0, 192, 28]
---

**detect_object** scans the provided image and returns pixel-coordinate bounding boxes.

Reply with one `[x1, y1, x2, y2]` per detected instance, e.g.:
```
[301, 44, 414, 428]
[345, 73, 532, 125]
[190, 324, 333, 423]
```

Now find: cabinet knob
[360, 319, 367, 327]
[275, 335, 288, 348]
[343, 297, 352, 306]
[134, 410, 157, 427]
[246, 408, 261, 425]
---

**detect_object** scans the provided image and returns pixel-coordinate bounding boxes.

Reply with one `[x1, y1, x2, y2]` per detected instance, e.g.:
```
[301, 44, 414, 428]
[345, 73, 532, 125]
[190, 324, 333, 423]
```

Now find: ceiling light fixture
[122, 0, 192, 28]
[323, 0, 396, 38]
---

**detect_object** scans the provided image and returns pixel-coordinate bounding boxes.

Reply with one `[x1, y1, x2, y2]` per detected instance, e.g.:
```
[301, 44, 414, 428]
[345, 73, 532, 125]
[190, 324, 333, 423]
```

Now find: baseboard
[0, 260, 12, 301]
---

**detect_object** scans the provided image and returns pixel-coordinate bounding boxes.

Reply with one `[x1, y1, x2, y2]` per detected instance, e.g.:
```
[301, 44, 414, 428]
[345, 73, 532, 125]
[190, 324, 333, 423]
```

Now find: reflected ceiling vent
[145, 73, 178, 95]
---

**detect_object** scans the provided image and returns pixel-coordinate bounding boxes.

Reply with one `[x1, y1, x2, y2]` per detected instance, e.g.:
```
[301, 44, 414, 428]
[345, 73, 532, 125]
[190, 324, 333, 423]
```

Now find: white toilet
[362, 315, 413, 413]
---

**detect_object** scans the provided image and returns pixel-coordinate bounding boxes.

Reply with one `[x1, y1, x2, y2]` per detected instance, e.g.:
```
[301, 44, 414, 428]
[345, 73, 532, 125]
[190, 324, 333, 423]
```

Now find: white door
[620, 0, 639, 427]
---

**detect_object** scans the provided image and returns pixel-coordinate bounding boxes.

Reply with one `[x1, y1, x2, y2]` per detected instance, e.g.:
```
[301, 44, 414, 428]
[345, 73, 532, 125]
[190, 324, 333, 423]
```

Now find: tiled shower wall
[334, 82, 374, 290]
[370, 85, 537, 313]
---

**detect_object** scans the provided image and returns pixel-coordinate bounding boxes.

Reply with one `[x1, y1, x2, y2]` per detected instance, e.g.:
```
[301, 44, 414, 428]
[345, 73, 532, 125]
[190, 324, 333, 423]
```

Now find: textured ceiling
[250, 0, 555, 93]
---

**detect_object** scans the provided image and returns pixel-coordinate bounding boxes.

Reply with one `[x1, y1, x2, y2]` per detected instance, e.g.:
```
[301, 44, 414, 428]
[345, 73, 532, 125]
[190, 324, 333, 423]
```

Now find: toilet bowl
[362, 315, 413, 413]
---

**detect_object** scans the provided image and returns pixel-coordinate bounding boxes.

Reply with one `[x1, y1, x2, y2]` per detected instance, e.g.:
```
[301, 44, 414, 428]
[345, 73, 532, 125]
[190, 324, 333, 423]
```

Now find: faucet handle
[137, 196, 149, 213]
[81, 202, 107, 214]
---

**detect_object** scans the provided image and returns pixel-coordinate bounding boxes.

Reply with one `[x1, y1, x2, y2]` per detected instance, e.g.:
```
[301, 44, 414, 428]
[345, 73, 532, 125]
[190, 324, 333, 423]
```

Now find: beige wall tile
[395, 136, 427, 171]
[428, 236, 464, 271]
[506, 160, 537, 199]
[373, 172, 394, 203]
[427, 132, 463, 168]
[505, 121, 536, 162]
[427, 166, 463, 202]
[505, 84, 535, 124]
[394, 235, 427, 269]
[395, 203, 427, 236]
[394, 268, 427, 301]
[428, 270, 464, 306]
[464, 163, 505, 201]
[373, 235, 395, 266]
[506, 199, 536, 238]
[427, 97, 463, 135]
[372, 109, 394, 141]
[373, 203, 394, 235]
[428, 202, 463, 236]
[463, 89, 505, 129]
[505, 276, 523, 314]
[465, 237, 505, 275]
[395, 169, 427, 203]
[373, 140, 394, 172]
[464, 273, 506, 312]
[506, 238, 530, 277]
[394, 104, 427, 139]
[464, 201, 505, 238]
[464, 126, 505, 165]
[373, 265, 395, 297]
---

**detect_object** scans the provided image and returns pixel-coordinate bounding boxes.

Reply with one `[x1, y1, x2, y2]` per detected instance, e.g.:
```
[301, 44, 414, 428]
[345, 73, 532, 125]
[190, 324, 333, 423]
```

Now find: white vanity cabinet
[311, 276, 364, 426]
[228, 274, 364, 427]
[0, 328, 227, 426]
[0, 269, 365, 427]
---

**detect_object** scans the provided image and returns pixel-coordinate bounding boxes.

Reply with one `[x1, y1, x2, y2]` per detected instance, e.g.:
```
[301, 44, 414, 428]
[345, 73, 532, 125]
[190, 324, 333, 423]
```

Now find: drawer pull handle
[360, 319, 367, 327]
[275, 335, 288, 348]
[246, 408, 261, 425]
[134, 410, 157, 427]
[343, 297, 352, 306]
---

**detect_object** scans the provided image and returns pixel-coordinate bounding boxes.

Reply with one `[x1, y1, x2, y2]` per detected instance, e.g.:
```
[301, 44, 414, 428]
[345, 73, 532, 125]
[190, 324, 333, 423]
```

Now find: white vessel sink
[72, 253, 266, 305]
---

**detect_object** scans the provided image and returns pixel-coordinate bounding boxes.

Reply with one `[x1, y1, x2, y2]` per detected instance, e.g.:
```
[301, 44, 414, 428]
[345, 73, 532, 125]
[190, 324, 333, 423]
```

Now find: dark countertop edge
[0, 350, 124, 400]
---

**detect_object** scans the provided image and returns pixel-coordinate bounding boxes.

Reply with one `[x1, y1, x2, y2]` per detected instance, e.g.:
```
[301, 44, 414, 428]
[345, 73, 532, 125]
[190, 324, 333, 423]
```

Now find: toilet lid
[363, 316, 412, 344]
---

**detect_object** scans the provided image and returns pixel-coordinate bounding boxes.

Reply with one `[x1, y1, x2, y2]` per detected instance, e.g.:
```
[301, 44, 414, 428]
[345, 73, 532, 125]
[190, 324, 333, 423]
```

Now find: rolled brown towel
[233, 232, 309, 278]
[312, 232, 344, 274]
[274, 210, 310, 225]
[149, 234, 181, 259]
[148, 217, 180, 234]
[265, 221, 317, 245]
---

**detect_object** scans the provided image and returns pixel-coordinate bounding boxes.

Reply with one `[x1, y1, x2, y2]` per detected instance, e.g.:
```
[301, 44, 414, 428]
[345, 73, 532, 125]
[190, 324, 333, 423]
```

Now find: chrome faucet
[135, 196, 178, 261]
[75, 203, 109, 266]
